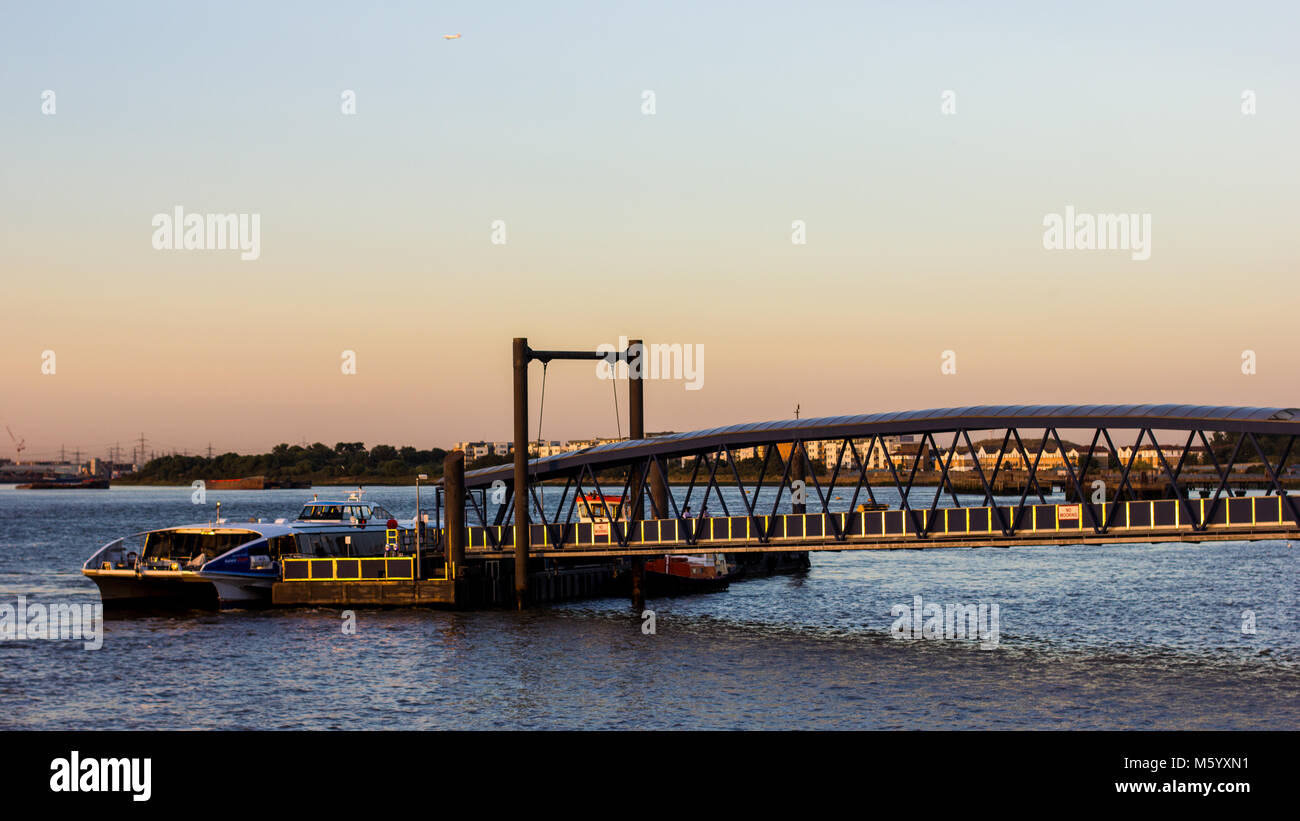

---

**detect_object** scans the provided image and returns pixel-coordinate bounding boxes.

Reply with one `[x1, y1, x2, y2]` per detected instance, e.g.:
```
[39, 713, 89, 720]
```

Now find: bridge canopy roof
[456, 403, 1300, 486]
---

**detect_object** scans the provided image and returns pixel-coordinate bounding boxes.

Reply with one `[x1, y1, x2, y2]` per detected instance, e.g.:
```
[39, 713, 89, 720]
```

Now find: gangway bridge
[448, 403, 1300, 562]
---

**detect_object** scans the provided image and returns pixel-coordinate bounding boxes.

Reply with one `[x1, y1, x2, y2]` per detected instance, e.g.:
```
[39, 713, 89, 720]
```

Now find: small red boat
[644, 553, 730, 594]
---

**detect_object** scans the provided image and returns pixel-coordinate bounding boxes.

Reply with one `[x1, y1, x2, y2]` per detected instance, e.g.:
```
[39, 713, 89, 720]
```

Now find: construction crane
[5, 425, 26, 459]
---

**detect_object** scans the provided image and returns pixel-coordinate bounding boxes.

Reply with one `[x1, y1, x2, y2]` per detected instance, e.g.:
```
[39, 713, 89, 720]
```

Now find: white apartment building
[823, 435, 919, 471]
[528, 440, 564, 457]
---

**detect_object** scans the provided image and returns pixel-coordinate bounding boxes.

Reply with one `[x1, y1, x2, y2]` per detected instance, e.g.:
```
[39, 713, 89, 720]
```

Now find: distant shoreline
[105, 480, 422, 488]
[71, 477, 947, 489]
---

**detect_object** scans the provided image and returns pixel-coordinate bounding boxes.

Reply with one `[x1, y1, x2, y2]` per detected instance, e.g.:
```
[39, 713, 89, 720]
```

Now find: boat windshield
[143, 529, 258, 562]
[299, 504, 340, 520]
[298, 503, 376, 521]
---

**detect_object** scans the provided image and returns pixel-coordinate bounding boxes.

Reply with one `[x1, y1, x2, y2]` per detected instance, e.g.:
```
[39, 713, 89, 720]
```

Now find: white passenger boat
[82, 493, 415, 609]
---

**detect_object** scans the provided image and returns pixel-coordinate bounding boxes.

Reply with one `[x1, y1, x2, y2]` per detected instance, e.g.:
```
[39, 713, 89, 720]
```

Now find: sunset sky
[3, 1, 1297, 460]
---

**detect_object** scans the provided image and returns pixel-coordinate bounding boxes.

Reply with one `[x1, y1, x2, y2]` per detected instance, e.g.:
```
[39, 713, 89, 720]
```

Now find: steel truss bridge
[449, 404, 1300, 557]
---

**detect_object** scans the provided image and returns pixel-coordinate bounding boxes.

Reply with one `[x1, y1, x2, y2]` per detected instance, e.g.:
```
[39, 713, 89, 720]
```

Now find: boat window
[143, 530, 257, 561]
[269, 534, 298, 558]
[372, 505, 392, 520]
[299, 504, 344, 520]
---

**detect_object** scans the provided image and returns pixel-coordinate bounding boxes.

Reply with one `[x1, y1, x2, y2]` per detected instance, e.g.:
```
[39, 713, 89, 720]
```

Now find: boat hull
[17, 479, 110, 489]
[84, 569, 220, 611]
[201, 572, 275, 608]
[644, 572, 729, 596]
[84, 567, 278, 610]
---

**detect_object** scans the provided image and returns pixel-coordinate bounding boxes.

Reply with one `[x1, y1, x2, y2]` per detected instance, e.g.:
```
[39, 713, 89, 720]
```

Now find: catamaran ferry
[82, 493, 416, 609]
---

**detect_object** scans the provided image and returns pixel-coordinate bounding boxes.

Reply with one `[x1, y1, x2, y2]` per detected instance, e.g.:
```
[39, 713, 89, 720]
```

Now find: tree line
[121, 442, 507, 484]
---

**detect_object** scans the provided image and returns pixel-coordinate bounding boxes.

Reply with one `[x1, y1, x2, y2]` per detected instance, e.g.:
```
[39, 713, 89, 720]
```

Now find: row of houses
[821, 439, 1107, 472]
[717, 438, 1208, 473]
[818, 439, 1210, 473]
[454, 438, 633, 462]
[453, 441, 515, 461]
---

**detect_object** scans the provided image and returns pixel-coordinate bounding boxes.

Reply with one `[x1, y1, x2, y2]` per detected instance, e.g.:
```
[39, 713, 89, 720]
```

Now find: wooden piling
[444, 450, 466, 579]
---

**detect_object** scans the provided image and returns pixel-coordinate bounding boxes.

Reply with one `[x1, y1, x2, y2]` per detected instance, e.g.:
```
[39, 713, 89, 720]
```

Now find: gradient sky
[2, 1, 1297, 460]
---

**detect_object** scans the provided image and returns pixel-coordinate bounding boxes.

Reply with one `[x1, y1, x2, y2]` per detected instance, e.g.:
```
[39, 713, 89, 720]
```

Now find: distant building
[1117, 443, 1205, 468]
[529, 440, 564, 457]
[823, 436, 921, 471]
[453, 441, 494, 461]
[565, 437, 627, 452]
[933, 440, 1112, 472]
[459, 437, 643, 460]
[803, 440, 826, 462]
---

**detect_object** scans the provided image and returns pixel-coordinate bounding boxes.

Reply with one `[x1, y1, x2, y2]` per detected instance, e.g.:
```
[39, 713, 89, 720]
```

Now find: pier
[267, 338, 1300, 610]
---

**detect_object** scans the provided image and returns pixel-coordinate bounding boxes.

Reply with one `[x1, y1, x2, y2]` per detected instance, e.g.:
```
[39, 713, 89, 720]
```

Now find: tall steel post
[627, 339, 647, 610]
[444, 451, 465, 579]
[628, 340, 646, 473]
[415, 474, 423, 578]
[626, 340, 668, 517]
[512, 337, 530, 609]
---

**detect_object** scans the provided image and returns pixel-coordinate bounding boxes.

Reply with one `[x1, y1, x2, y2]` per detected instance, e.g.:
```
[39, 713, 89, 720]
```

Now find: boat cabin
[576, 494, 631, 522]
[296, 501, 395, 524]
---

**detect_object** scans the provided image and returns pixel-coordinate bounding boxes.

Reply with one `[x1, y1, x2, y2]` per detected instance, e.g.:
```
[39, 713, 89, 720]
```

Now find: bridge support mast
[628, 339, 647, 611]
[511, 336, 646, 609]
[513, 337, 530, 609]
[444, 450, 465, 580]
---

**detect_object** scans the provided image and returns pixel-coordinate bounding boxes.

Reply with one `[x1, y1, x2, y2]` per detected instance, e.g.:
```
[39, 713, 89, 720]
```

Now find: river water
[2, 485, 1296, 729]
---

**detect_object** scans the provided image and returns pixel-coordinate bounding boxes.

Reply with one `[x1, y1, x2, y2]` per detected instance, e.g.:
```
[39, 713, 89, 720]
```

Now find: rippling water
[2, 485, 1297, 729]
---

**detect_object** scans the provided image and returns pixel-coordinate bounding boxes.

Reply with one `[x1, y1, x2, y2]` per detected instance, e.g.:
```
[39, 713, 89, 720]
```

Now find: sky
[2, 1, 1298, 460]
